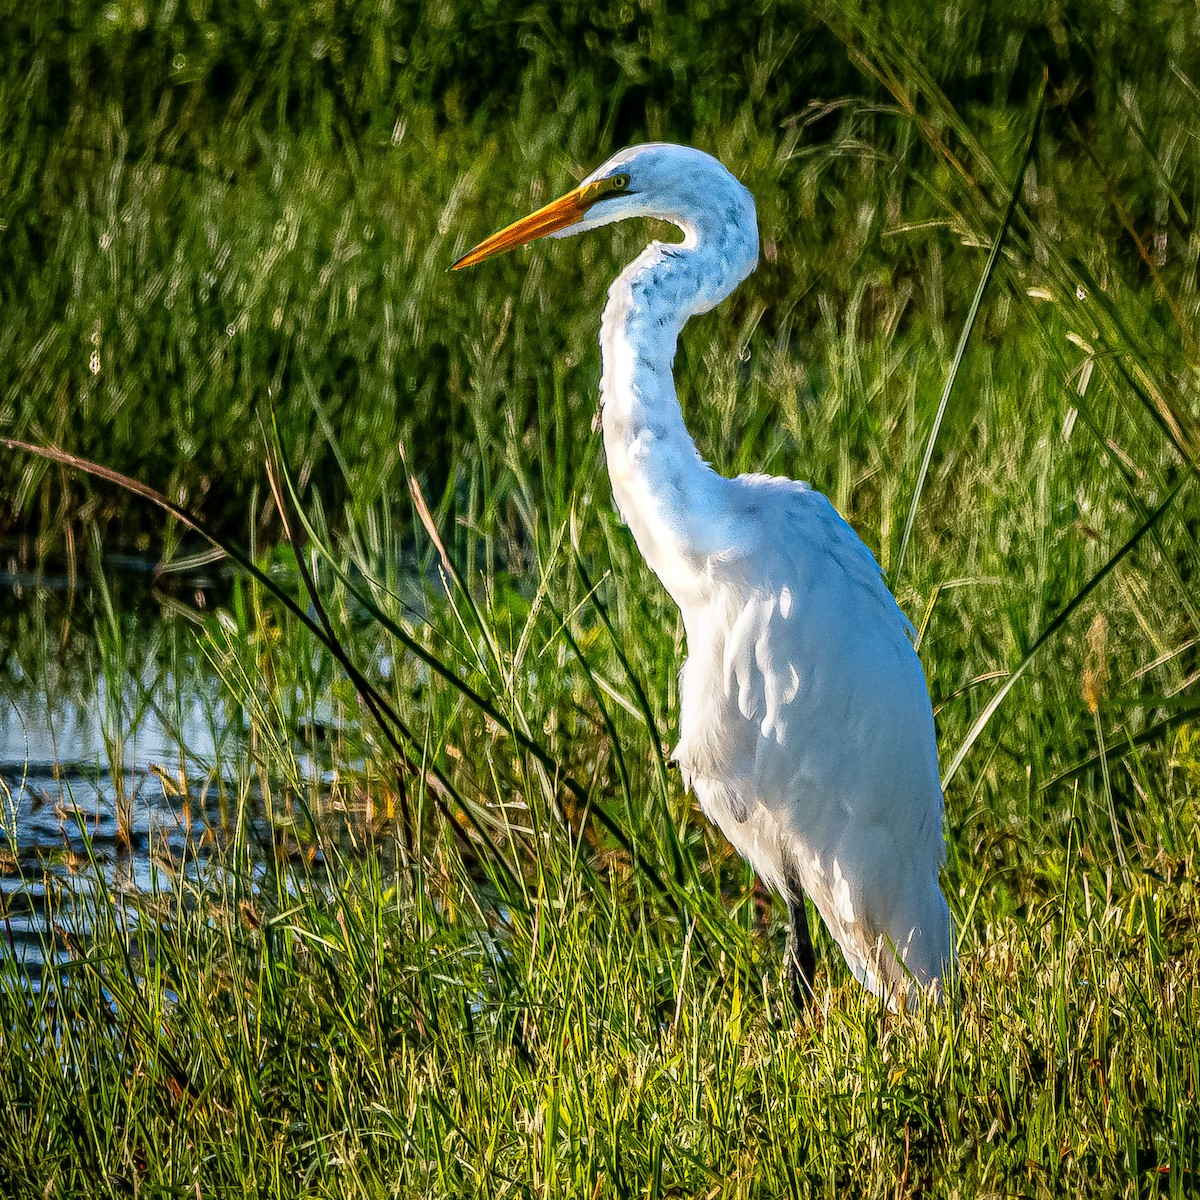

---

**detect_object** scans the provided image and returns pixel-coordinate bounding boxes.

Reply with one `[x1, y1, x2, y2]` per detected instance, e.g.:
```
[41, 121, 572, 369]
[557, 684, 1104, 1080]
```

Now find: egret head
[452, 143, 757, 274]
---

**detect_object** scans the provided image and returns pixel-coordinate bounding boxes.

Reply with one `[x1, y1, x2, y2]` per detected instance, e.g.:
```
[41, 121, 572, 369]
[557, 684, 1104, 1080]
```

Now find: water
[1, 687, 224, 970]
[1, 554, 231, 978]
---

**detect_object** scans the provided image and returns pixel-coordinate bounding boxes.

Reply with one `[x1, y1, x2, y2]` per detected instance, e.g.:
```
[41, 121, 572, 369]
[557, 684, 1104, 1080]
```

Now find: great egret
[454, 144, 952, 1009]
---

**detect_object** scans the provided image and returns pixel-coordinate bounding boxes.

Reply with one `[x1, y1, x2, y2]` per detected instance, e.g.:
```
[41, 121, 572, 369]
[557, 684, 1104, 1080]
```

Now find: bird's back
[670, 472, 951, 1002]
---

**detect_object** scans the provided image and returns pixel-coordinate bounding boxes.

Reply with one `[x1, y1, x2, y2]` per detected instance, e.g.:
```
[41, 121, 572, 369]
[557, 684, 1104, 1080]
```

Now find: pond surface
[1, 553, 232, 979]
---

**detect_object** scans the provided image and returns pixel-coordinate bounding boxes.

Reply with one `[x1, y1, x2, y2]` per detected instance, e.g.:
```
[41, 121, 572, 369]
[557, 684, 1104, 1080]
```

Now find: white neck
[598, 226, 755, 606]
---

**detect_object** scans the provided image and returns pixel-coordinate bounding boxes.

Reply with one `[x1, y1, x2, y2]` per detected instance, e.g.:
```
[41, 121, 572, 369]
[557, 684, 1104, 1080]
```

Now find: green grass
[3, 0, 1200, 1196]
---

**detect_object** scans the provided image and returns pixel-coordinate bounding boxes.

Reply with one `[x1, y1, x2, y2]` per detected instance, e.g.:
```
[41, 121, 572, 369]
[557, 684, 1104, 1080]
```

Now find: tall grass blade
[266, 416, 588, 802]
[264, 417, 698, 920]
[894, 80, 1045, 585]
[261, 439, 417, 857]
[0, 433, 518, 888]
[942, 475, 1189, 787]
[1040, 700, 1200, 791]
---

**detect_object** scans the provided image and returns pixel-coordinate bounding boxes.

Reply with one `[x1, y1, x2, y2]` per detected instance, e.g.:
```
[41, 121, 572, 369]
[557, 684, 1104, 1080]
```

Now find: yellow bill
[452, 174, 628, 270]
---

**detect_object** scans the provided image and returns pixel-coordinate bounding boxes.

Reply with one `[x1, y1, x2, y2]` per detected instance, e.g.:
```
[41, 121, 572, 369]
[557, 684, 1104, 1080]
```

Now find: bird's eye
[610, 173, 631, 190]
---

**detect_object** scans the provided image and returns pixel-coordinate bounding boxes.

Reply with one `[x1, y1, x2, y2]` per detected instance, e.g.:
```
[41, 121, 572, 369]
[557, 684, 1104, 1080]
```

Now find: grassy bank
[2, 0, 1200, 1195]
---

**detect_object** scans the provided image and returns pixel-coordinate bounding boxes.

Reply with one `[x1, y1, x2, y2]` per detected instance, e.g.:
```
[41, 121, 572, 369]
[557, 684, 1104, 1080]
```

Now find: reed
[1, 1, 1199, 1195]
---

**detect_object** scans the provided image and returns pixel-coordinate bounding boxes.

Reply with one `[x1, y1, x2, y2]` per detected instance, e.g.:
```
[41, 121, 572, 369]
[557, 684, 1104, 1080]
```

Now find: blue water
[1, 557, 227, 977]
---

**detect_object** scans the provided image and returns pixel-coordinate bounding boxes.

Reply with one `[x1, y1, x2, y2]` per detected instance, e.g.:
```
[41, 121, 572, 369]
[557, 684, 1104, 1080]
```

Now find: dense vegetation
[2, 0, 1199, 1195]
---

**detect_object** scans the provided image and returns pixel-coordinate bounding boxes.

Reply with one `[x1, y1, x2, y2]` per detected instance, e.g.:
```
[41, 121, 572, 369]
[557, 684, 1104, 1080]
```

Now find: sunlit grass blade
[1064, 377, 1200, 624]
[567, 510, 705, 903]
[569, 508, 671, 802]
[399, 442, 512, 687]
[1069, 258, 1200, 467]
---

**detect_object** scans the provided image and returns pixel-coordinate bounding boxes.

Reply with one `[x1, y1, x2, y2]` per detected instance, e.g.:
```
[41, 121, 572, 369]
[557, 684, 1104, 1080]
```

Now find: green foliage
[3, 0, 1199, 534]
[2, 0, 1200, 1196]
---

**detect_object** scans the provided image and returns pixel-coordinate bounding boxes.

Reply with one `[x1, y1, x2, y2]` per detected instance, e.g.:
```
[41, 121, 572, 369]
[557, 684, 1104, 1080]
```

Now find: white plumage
[455, 143, 952, 1008]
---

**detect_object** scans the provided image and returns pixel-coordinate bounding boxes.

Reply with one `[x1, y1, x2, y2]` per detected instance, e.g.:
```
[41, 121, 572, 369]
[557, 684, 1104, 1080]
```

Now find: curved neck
[598, 230, 753, 604]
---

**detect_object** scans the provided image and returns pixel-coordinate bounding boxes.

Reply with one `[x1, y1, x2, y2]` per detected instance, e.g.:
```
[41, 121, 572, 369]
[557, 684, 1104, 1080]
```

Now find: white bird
[454, 143, 952, 1009]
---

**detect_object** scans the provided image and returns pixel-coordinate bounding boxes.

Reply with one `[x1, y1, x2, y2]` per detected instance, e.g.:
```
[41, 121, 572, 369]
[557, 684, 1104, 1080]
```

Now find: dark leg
[785, 872, 816, 1011]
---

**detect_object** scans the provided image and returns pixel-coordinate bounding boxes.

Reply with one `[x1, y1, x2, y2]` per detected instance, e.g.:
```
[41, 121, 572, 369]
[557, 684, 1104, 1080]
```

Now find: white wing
[671, 472, 950, 1001]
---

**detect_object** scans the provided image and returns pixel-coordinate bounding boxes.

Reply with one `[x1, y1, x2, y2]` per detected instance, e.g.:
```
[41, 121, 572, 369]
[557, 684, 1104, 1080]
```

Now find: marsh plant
[2, 1, 1200, 1195]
